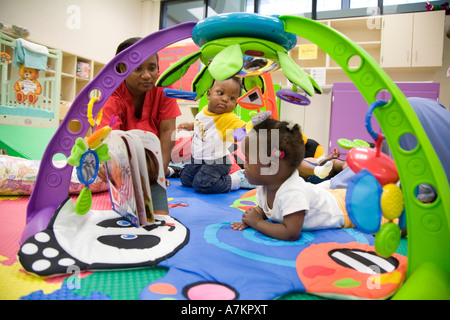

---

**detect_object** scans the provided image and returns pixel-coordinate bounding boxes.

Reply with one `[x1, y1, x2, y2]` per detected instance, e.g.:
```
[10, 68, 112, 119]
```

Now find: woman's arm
[159, 118, 177, 176]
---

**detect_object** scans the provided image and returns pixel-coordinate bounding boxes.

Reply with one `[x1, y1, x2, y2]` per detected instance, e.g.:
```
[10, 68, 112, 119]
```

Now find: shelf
[329, 15, 382, 28]
[51, 52, 105, 117]
[61, 72, 75, 79]
[356, 41, 381, 49]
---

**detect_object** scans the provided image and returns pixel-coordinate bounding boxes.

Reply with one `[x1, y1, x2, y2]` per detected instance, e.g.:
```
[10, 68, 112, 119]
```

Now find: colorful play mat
[1, 179, 407, 300]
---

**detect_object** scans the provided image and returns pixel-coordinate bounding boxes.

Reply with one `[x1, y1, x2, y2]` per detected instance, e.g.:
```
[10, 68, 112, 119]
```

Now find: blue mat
[140, 179, 407, 300]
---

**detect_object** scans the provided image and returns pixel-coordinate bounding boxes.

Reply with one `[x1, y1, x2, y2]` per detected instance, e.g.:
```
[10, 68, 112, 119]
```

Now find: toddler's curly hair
[252, 118, 305, 170]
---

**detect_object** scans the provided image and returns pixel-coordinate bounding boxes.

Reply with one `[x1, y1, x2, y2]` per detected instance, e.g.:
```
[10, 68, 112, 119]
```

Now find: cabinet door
[412, 11, 445, 67]
[329, 83, 381, 158]
[380, 14, 413, 68]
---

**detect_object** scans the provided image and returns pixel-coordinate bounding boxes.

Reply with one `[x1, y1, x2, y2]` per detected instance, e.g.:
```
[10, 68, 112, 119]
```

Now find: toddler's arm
[244, 210, 306, 241]
[177, 122, 194, 131]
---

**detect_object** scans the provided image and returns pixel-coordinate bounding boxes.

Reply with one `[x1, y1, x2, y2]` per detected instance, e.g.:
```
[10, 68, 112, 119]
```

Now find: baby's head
[244, 118, 304, 180]
[207, 77, 243, 114]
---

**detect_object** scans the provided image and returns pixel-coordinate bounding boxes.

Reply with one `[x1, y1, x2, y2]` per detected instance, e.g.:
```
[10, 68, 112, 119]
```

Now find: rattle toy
[67, 97, 113, 215]
[347, 100, 399, 185]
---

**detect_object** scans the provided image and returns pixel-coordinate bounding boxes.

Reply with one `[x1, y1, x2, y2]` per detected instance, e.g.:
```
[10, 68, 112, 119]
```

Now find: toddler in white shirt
[231, 118, 350, 241]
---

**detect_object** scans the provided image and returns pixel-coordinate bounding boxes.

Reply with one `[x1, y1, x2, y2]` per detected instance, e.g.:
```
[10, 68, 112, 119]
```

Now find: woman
[97, 37, 181, 177]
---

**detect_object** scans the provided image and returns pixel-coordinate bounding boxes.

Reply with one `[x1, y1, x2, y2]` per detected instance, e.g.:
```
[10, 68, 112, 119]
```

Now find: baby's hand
[242, 207, 264, 229]
[177, 122, 194, 131]
[232, 207, 264, 231]
[331, 147, 340, 159]
[231, 221, 248, 231]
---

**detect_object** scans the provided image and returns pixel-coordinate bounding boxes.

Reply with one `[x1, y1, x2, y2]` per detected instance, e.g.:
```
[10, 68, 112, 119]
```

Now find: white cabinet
[381, 11, 445, 68]
[380, 14, 413, 67]
[412, 11, 445, 67]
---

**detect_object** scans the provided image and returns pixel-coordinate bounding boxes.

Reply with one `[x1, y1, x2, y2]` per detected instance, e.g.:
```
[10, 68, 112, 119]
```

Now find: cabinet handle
[407, 50, 410, 63]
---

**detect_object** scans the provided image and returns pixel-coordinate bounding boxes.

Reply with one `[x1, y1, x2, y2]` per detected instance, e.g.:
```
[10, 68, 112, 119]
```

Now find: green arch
[279, 15, 449, 299]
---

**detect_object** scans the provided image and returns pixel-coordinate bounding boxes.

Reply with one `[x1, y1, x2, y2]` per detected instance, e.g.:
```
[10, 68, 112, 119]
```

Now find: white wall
[141, 0, 161, 37]
[0, 0, 156, 63]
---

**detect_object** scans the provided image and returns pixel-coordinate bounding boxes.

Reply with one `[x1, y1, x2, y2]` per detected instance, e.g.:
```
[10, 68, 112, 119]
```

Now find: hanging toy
[276, 84, 311, 106]
[337, 138, 370, 149]
[345, 100, 406, 258]
[346, 100, 399, 186]
[232, 110, 272, 142]
[237, 86, 265, 110]
[67, 96, 114, 215]
[163, 88, 197, 101]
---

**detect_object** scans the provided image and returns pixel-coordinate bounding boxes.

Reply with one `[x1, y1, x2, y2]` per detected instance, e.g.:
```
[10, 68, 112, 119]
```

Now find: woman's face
[122, 54, 159, 96]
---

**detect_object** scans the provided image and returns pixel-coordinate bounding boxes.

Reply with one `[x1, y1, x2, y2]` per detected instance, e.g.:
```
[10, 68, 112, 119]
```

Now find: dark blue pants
[180, 157, 232, 194]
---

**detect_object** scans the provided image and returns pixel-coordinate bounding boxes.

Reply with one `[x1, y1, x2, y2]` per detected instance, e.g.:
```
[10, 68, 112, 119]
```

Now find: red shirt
[97, 82, 181, 137]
